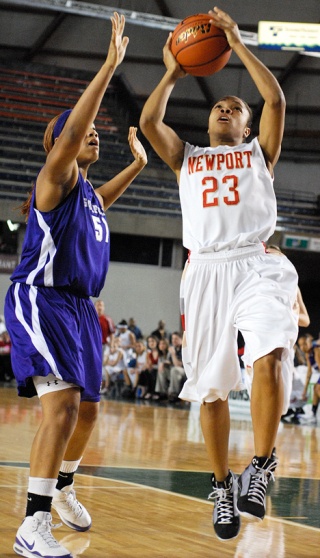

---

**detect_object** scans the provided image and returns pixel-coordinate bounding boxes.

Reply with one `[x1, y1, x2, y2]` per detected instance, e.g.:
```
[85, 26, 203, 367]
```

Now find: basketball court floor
[0, 384, 319, 557]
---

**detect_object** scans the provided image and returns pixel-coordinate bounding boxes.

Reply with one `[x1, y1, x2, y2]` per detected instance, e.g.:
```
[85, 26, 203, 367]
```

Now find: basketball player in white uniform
[140, 6, 298, 541]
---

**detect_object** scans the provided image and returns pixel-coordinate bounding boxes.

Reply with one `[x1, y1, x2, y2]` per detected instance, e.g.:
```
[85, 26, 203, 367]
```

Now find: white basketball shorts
[179, 245, 299, 404]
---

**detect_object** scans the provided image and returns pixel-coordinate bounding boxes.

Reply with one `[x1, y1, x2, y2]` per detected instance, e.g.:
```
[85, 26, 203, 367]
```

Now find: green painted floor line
[1, 462, 319, 530]
[78, 465, 320, 531]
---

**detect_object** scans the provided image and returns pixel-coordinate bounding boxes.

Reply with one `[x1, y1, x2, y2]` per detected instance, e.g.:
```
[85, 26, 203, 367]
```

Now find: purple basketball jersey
[11, 172, 110, 297]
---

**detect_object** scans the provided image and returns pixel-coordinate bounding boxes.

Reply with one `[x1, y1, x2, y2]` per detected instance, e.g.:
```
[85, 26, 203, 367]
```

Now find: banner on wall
[0, 254, 19, 274]
[309, 238, 320, 252]
[282, 235, 309, 250]
[282, 235, 320, 252]
[258, 21, 320, 53]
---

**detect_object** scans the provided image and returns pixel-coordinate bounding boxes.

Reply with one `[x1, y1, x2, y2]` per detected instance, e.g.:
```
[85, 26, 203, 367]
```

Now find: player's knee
[41, 400, 79, 441]
[78, 401, 99, 427]
[254, 354, 282, 386]
[58, 401, 80, 429]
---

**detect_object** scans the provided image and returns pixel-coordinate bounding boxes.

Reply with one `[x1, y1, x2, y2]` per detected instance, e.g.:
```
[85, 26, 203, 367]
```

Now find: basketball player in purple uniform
[5, 13, 147, 558]
[299, 333, 320, 421]
[140, 6, 298, 541]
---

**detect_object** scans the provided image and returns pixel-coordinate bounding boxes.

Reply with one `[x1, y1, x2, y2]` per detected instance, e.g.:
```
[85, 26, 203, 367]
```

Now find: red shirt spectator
[94, 300, 115, 347]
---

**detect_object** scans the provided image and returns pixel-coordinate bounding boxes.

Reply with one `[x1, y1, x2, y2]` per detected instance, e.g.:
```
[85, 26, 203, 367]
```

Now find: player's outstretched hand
[208, 6, 242, 49]
[106, 12, 129, 69]
[163, 33, 186, 79]
[128, 127, 148, 168]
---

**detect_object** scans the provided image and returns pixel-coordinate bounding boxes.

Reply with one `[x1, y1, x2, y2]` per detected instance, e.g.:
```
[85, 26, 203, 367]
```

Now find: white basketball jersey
[179, 137, 277, 252]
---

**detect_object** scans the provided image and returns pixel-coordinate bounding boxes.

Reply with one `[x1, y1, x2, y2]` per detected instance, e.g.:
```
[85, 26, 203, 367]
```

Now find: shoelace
[247, 461, 277, 505]
[36, 516, 63, 548]
[65, 489, 83, 518]
[208, 485, 234, 524]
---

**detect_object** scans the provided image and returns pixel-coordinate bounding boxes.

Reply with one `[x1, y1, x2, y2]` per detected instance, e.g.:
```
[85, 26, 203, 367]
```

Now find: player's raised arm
[37, 12, 129, 211]
[209, 6, 285, 171]
[96, 127, 147, 210]
[139, 33, 186, 177]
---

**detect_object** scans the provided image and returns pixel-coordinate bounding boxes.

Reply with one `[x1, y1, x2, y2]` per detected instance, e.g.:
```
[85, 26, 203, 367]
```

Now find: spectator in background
[298, 333, 320, 422]
[142, 335, 159, 399]
[102, 337, 127, 396]
[237, 332, 245, 370]
[0, 331, 13, 382]
[95, 300, 115, 394]
[116, 319, 136, 358]
[124, 339, 147, 397]
[167, 332, 186, 403]
[0, 314, 6, 335]
[95, 300, 115, 353]
[294, 342, 307, 367]
[151, 319, 170, 342]
[128, 317, 143, 340]
[153, 338, 171, 401]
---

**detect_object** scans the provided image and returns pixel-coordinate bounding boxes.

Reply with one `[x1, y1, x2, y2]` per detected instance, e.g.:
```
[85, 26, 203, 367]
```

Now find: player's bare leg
[200, 399, 230, 480]
[13, 389, 81, 557]
[63, 401, 99, 461]
[251, 349, 283, 457]
[30, 388, 81, 478]
[52, 400, 99, 532]
[238, 349, 282, 521]
[201, 399, 240, 540]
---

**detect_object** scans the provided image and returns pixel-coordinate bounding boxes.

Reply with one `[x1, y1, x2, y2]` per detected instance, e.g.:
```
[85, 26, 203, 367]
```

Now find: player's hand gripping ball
[171, 13, 231, 76]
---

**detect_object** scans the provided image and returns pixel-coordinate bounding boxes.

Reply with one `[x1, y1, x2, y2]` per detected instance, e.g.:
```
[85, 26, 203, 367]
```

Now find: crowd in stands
[95, 300, 187, 404]
[281, 333, 320, 425]
[0, 315, 14, 383]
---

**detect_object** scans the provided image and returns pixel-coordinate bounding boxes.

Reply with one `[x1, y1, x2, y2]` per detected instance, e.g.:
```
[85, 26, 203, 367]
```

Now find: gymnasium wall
[0, 263, 183, 338]
[275, 161, 319, 195]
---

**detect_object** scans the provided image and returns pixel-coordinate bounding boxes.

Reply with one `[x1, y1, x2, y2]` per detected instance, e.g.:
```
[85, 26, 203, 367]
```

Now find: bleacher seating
[0, 63, 319, 231]
[275, 188, 320, 234]
[0, 63, 182, 218]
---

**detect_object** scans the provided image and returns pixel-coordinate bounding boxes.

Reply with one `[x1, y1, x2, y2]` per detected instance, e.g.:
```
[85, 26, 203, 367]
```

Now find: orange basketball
[171, 14, 231, 77]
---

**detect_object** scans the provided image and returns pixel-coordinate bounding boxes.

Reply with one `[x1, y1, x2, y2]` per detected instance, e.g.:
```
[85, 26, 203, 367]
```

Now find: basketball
[171, 14, 231, 77]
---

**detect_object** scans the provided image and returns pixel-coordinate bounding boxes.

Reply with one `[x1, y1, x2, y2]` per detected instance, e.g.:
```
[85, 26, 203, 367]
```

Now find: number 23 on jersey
[202, 175, 239, 207]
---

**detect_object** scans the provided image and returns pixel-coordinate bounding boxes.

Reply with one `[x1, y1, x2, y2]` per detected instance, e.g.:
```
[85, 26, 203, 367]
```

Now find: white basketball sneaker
[52, 484, 91, 532]
[13, 511, 71, 557]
